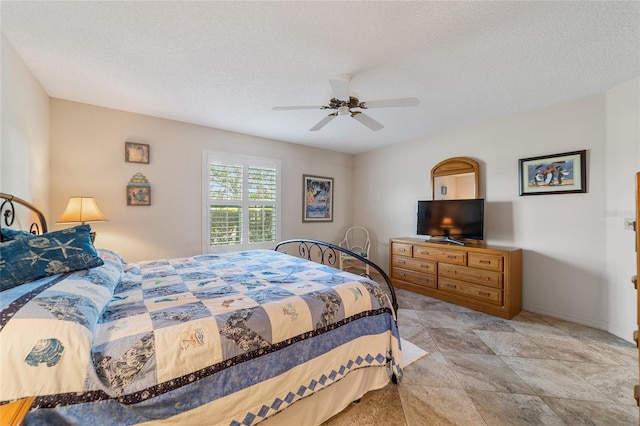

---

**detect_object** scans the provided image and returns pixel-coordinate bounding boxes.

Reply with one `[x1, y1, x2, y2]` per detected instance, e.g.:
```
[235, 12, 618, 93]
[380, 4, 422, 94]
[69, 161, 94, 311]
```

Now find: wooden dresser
[389, 237, 522, 319]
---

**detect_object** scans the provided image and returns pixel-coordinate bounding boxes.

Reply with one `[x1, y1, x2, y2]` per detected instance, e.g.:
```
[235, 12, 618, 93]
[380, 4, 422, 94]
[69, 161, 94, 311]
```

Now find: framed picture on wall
[125, 142, 150, 164]
[127, 186, 151, 206]
[303, 175, 333, 222]
[518, 150, 587, 196]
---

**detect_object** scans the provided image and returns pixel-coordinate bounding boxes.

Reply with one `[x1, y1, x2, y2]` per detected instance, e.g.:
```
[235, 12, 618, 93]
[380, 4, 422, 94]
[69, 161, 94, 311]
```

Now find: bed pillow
[0, 224, 104, 291]
[0, 228, 32, 242]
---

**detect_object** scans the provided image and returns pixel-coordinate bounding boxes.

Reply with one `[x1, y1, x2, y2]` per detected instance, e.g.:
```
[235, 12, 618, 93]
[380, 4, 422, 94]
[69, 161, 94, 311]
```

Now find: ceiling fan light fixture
[337, 105, 350, 116]
[272, 76, 419, 131]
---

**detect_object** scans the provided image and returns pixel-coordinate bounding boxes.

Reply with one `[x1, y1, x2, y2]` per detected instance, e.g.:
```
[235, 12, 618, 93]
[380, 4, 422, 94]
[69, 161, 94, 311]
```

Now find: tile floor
[325, 288, 639, 425]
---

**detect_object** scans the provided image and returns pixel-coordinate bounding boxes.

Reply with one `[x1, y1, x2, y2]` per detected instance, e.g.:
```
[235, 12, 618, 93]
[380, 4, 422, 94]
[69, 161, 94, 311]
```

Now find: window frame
[202, 151, 281, 253]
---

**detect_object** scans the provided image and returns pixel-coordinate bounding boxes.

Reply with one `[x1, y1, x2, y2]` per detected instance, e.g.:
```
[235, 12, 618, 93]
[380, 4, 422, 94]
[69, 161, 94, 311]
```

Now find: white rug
[400, 338, 428, 367]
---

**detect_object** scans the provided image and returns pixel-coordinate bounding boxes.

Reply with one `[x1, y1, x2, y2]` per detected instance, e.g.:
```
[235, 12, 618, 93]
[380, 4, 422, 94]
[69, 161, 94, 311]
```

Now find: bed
[0, 193, 401, 425]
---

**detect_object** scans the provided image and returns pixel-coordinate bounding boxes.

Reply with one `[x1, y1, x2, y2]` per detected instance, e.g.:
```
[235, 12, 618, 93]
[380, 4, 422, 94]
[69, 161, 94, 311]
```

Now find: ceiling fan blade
[329, 75, 351, 101]
[360, 97, 420, 109]
[310, 114, 337, 131]
[352, 112, 384, 131]
[273, 105, 325, 110]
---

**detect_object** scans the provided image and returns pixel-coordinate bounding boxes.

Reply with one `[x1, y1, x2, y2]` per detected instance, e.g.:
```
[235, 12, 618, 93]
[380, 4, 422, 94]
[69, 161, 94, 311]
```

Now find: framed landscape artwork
[303, 175, 333, 222]
[518, 150, 587, 196]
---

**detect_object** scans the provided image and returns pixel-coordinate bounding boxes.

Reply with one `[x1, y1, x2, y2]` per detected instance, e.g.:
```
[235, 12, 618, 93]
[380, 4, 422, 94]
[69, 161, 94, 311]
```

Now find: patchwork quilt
[0, 249, 401, 425]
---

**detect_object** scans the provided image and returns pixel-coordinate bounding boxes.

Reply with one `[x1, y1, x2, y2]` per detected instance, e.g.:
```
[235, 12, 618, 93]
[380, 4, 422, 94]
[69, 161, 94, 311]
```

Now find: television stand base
[429, 236, 466, 246]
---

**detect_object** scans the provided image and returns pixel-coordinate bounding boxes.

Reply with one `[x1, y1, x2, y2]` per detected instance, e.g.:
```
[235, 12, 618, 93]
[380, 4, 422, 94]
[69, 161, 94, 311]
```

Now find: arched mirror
[431, 157, 479, 200]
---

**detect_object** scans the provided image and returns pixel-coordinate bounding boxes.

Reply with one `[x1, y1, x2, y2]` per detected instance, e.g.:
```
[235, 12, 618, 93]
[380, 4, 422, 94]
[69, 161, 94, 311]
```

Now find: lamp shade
[58, 197, 107, 224]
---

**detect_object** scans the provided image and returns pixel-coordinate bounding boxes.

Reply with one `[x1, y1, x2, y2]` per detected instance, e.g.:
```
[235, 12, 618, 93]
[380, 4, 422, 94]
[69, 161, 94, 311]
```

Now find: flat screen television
[416, 199, 484, 245]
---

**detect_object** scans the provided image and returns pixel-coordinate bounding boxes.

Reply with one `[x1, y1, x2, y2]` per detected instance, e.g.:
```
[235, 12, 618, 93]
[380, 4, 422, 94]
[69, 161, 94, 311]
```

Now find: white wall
[49, 99, 354, 262]
[0, 35, 50, 221]
[354, 77, 640, 341]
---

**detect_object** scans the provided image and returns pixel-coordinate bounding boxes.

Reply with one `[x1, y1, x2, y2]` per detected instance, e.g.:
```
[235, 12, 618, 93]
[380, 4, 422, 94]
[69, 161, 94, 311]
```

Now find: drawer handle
[447, 255, 456, 259]
[398, 260, 406, 265]
[479, 260, 490, 264]
[399, 248, 407, 252]
[478, 291, 491, 297]
[444, 284, 456, 289]
[398, 272, 405, 277]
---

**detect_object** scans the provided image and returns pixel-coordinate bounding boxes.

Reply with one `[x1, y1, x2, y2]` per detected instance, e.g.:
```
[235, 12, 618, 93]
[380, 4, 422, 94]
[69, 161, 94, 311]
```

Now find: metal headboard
[0, 193, 48, 241]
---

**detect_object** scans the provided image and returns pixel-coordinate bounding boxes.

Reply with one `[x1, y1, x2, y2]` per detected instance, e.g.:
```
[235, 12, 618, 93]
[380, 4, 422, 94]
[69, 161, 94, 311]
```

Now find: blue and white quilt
[0, 249, 401, 425]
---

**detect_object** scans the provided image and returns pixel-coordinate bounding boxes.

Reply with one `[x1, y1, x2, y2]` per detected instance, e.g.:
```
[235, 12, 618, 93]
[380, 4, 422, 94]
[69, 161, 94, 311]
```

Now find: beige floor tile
[502, 357, 612, 402]
[416, 310, 469, 329]
[443, 353, 533, 394]
[544, 316, 635, 347]
[584, 338, 638, 367]
[400, 324, 439, 353]
[398, 385, 487, 426]
[455, 311, 516, 332]
[529, 333, 623, 364]
[402, 351, 462, 388]
[560, 361, 639, 405]
[444, 303, 481, 314]
[397, 308, 421, 327]
[474, 329, 553, 359]
[542, 397, 639, 425]
[323, 383, 406, 426]
[411, 296, 455, 313]
[508, 311, 566, 336]
[428, 327, 495, 354]
[466, 390, 564, 425]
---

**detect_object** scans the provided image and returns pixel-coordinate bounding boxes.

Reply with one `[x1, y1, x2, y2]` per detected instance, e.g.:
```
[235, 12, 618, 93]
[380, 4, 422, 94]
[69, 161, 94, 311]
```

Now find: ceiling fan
[272, 75, 419, 131]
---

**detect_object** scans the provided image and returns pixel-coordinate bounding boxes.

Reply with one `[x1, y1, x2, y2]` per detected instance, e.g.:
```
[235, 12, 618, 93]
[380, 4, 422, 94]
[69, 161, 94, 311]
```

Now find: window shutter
[204, 153, 280, 251]
[209, 162, 243, 246]
[248, 166, 277, 243]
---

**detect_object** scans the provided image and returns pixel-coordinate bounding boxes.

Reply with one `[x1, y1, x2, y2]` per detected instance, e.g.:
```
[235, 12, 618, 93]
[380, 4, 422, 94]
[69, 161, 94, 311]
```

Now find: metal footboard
[274, 238, 398, 313]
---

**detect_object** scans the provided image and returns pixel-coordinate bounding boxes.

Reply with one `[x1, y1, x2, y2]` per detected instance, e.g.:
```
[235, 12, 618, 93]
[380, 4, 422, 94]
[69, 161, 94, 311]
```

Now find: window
[203, 152, 280, 252]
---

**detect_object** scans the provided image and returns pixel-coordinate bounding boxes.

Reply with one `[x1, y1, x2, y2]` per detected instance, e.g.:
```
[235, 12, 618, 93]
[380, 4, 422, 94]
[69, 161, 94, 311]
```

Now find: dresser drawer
[438, 263, 503, 289]
[438, 277, 503, 305]
[392, 268, 436, 289]
[392, 256, 436, 274]
[392, 243, 413, 257]
[468, 253, 504, 272]
[413, 246, 466, 265]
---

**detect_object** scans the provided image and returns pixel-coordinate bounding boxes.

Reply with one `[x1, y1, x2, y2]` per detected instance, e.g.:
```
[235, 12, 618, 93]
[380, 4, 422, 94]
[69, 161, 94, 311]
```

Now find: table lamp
[57, 196, 107, 242]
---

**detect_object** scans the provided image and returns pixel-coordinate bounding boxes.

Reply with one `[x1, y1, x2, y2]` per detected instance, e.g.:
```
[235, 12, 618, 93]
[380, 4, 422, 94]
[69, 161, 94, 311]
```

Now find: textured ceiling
[2, 1, 639, 154]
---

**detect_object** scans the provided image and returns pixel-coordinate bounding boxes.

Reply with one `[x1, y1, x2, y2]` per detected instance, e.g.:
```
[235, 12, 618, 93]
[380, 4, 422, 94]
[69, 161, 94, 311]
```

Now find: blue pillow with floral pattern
[0, 225, 104, 291]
